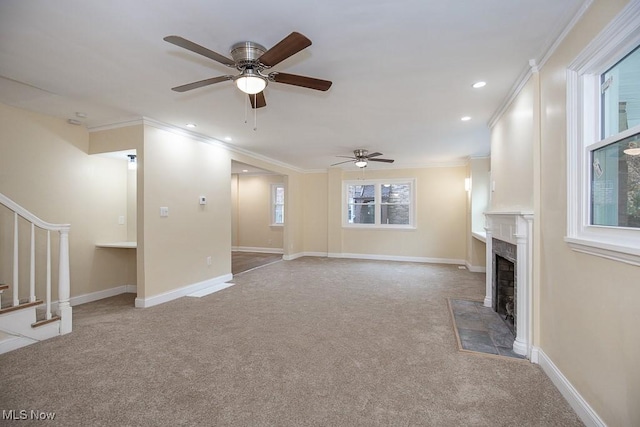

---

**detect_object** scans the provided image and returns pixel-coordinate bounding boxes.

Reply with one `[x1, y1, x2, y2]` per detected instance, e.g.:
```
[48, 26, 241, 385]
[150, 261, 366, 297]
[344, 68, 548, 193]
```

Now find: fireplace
[493, 251, 516, 335]
[484, 212, 533, 358]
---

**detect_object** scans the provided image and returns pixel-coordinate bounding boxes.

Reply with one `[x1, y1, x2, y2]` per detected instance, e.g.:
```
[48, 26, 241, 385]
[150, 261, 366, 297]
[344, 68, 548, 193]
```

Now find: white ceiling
[0, 0, 586, 171]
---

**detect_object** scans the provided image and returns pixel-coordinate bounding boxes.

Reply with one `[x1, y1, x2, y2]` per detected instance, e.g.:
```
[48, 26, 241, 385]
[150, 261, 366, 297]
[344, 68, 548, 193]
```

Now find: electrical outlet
[118, 215, 125, 225]
[206, 256, 212, 266]
[160, 207, 169, 217]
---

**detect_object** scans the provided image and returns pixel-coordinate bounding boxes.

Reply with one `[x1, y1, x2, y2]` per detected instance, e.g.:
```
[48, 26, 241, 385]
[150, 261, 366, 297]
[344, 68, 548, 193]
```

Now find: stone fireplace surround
[484, 212, 534, 358]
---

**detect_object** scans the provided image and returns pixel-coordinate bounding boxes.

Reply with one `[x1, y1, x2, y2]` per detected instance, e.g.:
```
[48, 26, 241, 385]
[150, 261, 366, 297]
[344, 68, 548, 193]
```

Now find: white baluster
[13, 213, 19, 306]
[30, 223, 36, 302]
[57, 228, 72, 334]
[46, 230, 51, 320]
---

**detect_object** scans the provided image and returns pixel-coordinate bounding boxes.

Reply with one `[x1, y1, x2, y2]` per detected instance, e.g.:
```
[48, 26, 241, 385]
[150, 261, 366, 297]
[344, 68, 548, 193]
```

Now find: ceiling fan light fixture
[236, 70, 267, 95]
[355, 159, 368, 168]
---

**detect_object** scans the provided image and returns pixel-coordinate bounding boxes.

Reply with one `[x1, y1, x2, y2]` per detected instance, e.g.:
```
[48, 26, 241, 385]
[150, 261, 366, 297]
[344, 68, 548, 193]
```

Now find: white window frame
[271, 183, 284, 226]
[565, 2, 640, 266]
[342, 178, 416, 229]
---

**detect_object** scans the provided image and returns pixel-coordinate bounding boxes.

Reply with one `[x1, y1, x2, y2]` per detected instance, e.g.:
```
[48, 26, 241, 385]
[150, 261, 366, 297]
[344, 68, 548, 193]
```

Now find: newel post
[57, 227, 72, 334]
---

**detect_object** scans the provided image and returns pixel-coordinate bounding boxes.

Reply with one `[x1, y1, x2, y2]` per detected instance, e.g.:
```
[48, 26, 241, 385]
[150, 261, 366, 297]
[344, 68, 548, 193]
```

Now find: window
[271, 184, 284, 226]
[343, 179, 415, 228]
[566, 2, 640, 265]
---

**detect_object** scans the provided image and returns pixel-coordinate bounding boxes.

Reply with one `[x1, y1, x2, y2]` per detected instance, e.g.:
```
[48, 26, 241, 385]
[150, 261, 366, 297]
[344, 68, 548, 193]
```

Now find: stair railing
[0, 193, 72, 334]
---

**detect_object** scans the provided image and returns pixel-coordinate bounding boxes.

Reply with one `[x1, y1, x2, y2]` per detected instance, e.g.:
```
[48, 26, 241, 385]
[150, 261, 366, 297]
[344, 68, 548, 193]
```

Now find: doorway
[231, 161, 285, 274]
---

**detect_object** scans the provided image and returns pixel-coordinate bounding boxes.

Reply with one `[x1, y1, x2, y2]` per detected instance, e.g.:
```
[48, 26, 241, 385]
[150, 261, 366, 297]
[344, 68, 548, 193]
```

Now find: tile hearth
[449, 299, 525, 360]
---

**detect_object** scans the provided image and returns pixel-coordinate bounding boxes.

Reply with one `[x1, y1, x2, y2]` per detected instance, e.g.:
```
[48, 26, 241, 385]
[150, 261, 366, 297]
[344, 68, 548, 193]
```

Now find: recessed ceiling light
[225, 136, 232, 141]
[472, 81, 486, 89]
[461, 116, 472, 121]
[242, 169, 249, 173]
[186, 123, 197, 128]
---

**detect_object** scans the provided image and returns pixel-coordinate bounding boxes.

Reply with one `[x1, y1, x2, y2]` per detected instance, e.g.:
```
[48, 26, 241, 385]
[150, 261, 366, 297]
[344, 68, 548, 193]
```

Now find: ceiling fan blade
[249, 91, 266, 109]
[270, 72, 332, 91]
[164, 35, 236, 67]
[368, 158, 395, 163]
[259, 32, 312, 67]
[336, 155, 357, 159]
[171, 75, 233, 92]
[330, 160, 355, 166]
[366, 152, 383, 158]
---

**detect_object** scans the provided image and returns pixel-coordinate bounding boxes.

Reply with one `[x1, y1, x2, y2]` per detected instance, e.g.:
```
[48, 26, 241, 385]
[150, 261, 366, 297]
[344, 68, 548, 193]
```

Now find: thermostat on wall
[199, 196, 207, 205]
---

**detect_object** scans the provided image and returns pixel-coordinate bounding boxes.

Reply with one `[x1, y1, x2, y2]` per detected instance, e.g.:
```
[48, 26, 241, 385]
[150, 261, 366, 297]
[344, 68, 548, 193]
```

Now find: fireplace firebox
[494, 255, 515, 334]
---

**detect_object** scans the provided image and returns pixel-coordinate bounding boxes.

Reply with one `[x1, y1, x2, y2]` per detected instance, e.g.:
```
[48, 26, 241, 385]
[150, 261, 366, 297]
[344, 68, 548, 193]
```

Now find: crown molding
[88, 116, 305, 174]
[488, 0, 594, 129]
[88, 117, 470, 173]
[87, 117, 144, 132]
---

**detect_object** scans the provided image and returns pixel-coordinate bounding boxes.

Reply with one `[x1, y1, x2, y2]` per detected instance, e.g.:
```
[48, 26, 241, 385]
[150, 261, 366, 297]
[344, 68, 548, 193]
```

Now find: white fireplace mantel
[484, 211, 534, 358]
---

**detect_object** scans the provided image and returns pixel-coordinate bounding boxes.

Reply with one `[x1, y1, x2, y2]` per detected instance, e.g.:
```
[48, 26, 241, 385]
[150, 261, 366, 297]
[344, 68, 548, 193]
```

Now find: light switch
[118, 215, 125, 225]
[199, 196, 207, 205]
[160, 207, 169, 217]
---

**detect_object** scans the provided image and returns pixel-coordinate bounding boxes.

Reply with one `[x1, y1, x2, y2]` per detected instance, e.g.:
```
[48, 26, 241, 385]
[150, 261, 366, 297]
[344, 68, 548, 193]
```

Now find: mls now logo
[2, 409, 56, 420]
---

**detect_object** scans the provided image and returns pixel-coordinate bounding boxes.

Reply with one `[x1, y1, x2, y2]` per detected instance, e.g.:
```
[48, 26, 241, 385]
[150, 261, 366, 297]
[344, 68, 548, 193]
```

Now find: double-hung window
[271, 183, 284, 226]
[343, 179, 415, 228]
[566, 2, 640, 265]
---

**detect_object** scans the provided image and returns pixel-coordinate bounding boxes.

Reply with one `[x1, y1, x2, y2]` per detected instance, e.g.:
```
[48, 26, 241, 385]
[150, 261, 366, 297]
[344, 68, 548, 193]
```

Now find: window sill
[270, 224, 284, 227]
[564, 236, 640, 267]
[342, 225, 416, 230]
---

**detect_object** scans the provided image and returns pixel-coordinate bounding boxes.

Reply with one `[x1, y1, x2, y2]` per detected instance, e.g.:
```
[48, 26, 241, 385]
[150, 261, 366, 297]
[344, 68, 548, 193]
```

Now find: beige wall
[141, 125, 232, 298]
[0, 103, 135, 298]
[231, 174, 239, 247]
[467, 157, 490, 270]
[490, 1, 639, 424]
[326, 166, 468, 261]
[302, 173, 328, 254]
[468, 237, 486, 269]
[537, 1, 638, 425]
[490, 77, 535, 211]
[232, 174, 284, 251]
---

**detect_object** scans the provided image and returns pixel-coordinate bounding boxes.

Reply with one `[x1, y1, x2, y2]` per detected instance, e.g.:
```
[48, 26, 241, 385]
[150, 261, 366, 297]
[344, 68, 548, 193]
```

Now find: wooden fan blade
[171, 76, 233, 92]
[369, 158, 395, 163]
[164, 35, 236, 67]
[330, 160, 355, 166]
[249, 92, 266, 109]
[259, 32, 312, 67]
[366, 152, 383, 158]
[271, 72, 332, 91]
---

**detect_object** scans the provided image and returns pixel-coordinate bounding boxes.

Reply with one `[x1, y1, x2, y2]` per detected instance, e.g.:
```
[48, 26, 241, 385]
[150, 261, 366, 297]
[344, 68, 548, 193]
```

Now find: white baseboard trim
[187, 282, 234, 298]
[48, 284, 137, 313]
[465, 261, 487, 273]
[536, 348, 605, 427]
[530, 346, 540, 364]
[327, 252, 466, 265]
[282, 252, 327, 260]
[280, 252, 467, 265]
[0, 334, 37, 355]
[135, 274, 233, 308]
[232, 246, 284, 254]
[70, 284, 137, 307]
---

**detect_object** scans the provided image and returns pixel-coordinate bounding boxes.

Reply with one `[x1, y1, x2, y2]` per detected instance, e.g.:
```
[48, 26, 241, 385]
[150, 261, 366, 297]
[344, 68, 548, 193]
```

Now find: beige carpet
[0, 257, 583, 426]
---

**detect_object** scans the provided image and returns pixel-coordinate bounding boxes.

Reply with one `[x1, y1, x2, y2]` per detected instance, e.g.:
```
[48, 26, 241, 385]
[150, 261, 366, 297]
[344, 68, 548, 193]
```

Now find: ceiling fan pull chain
[244, 93, 248, 124]
[253, 94, 258, 131]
